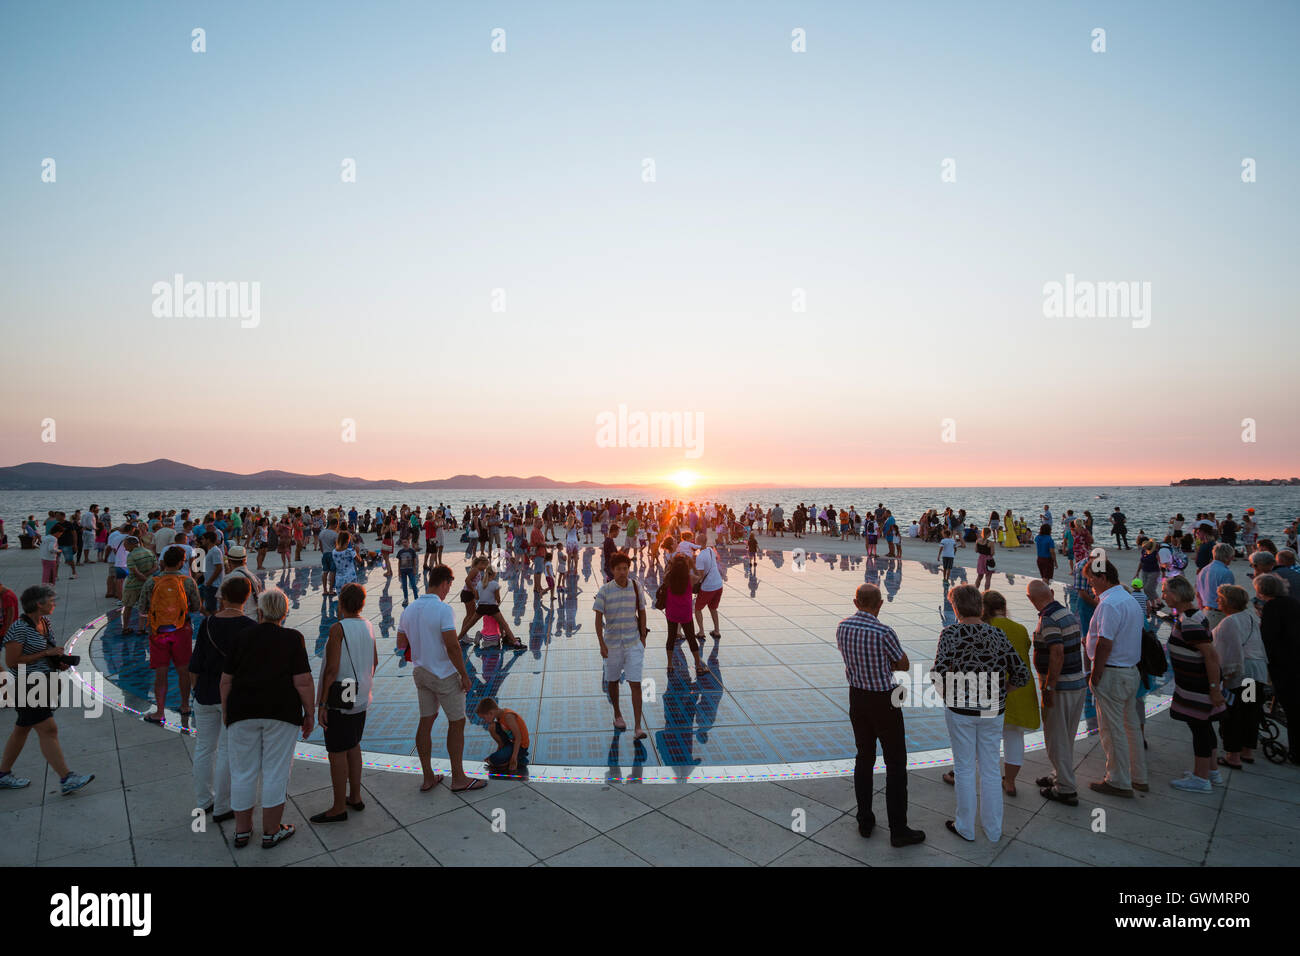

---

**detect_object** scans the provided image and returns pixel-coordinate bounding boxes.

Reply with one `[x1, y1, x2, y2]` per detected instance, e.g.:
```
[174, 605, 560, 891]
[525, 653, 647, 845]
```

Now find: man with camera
[0, 585, 95, 793]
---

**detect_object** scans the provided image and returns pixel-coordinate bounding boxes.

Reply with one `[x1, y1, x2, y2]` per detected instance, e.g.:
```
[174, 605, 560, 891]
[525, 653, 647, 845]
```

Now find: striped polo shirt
[1032, 600, 1087, 691]
[593, 578, 645, 646]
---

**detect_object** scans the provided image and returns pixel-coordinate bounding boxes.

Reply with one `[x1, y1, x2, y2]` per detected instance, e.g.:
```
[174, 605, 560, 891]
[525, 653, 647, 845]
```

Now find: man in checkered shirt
[835, 584, 926, 847]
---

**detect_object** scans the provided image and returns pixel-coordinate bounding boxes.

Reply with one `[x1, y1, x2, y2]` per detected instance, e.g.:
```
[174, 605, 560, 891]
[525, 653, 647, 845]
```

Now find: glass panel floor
[79, 547, 1171, 782]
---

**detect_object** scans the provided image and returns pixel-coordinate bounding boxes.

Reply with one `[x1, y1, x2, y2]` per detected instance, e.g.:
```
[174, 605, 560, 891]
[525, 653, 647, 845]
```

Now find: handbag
[326, 624, 359, 711]
[987, 558, 996, 570]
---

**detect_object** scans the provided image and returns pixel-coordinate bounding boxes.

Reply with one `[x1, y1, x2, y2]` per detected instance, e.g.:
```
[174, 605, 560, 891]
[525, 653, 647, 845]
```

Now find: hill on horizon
[0, 459, 628, 492]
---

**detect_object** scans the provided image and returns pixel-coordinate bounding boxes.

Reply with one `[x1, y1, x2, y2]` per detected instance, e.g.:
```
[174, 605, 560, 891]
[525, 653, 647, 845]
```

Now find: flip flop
[1240, 756, 1256, 764]
[1216, 757, 1243, 769]
[143, 713, 165, 725]
[451, 779, 487, 793]
[613, 717, 627, 730]
[420, 774, 444, 792]
[943, 770, 954, 785]
[635, 729, 648, 740]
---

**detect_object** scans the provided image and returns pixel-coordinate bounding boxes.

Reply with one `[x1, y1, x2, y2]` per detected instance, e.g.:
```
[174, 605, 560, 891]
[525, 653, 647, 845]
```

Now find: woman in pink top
[662, 554, 706, 677]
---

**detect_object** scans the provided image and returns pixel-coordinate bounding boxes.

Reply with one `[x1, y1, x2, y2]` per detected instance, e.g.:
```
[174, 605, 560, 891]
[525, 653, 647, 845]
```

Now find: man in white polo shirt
[1083, 556, 1148, 797]
[397, 564, 482, 794]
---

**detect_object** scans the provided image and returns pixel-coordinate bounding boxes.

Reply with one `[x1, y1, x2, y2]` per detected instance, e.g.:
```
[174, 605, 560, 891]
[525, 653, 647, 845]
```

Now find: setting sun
[670, 469, 699, 489]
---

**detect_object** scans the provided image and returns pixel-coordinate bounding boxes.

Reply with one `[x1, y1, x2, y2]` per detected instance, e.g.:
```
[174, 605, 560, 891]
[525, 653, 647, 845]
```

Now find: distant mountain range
[0, 460, 628, 492]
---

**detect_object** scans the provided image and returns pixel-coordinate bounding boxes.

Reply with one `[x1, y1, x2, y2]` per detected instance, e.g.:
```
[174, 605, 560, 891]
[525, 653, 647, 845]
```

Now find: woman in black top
[189, 576, 255, 822]
[221, 586, 314, 849]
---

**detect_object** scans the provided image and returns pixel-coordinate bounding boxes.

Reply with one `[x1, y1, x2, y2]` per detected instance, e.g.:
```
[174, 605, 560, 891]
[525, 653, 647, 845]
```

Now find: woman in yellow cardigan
[983, 590, 1039, 795]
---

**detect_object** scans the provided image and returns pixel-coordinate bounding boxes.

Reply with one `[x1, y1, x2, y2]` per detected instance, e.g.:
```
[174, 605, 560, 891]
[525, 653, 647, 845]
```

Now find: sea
[4, 485, 1298, 541]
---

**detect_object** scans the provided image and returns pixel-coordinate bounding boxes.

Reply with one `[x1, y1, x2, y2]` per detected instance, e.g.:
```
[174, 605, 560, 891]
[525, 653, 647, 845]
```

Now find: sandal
[613, 716, 627, 731]
[1240, 756, 1256, 764]
[943, 770, 954, 785]
[142, 713, 165, 725]
[262, 823, 296, 848]
[233, 831, 251, 849]
[1217, 756, 1243, 769]
[450, 779, 487, 793]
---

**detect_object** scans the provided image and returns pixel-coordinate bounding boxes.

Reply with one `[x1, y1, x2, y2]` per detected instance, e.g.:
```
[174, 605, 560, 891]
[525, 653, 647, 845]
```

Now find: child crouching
[477, 697, 530, 774]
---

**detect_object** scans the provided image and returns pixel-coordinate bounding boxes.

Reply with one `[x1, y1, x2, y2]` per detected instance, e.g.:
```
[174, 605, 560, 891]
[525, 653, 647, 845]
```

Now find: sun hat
[227, 545, 248, 560]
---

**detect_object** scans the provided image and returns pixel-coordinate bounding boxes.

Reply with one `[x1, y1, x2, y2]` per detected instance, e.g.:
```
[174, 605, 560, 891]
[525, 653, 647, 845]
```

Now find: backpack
[149, 575, 189, 633]
[1167, 548, 1187, 573]
[1138, 628, 1168, 679]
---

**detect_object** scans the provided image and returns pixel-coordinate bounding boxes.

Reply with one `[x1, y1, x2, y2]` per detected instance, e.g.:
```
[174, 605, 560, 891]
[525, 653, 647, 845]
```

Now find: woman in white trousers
[221, 587, 315, 850]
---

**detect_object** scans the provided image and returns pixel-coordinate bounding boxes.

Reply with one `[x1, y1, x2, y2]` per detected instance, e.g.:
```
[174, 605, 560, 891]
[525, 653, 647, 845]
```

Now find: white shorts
[602, 641, 645, 683]
[227, 717, 299, 812]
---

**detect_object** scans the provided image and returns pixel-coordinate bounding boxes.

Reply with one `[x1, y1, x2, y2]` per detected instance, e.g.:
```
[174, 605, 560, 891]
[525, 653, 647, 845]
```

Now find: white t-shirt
[1086, 586, 1144, 667]
[907, 523, 921, 538]
[154, 527, 176, 554]
[398, 593, 458, 678]
[938, 538, 957, 558]
[81, 512, 97, 535]
[695, 547, 723, 591]
[107, 530, 125, 554]
[204, 546, 225, 586]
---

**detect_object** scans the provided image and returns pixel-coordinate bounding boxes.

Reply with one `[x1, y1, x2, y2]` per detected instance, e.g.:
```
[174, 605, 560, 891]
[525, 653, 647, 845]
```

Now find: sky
[2, 1, 1297, 487]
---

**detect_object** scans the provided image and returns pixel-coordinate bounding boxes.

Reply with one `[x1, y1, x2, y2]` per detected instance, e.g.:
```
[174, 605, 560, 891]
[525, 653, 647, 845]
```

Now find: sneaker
[60, 771, 94, 795]
[0, 772, 31, 789]
[1209, 769, 1224, 786]
[1170, 775, 1213, 793]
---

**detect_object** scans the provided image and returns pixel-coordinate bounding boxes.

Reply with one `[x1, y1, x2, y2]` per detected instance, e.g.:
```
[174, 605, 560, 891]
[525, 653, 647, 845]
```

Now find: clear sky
[3, 1, 1297, 487]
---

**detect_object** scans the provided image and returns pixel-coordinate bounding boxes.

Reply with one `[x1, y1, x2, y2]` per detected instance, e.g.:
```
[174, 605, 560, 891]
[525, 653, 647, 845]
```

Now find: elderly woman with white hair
[932, 584, 1030, 842]
[1212, 584, 1267, 767]
[221, 586, 314, 849]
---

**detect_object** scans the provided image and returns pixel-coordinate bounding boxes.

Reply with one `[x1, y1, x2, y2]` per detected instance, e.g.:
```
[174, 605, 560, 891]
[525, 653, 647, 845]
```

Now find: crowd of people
[2, 496, 1297, 854]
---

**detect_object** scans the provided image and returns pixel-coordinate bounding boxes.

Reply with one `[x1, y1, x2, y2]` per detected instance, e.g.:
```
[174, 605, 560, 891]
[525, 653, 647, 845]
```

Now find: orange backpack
[149, 575, 189, 633]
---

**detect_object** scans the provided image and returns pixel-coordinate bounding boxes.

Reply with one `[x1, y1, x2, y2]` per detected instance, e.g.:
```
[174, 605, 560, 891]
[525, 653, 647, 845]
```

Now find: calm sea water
[4, 485, 1298, 541]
